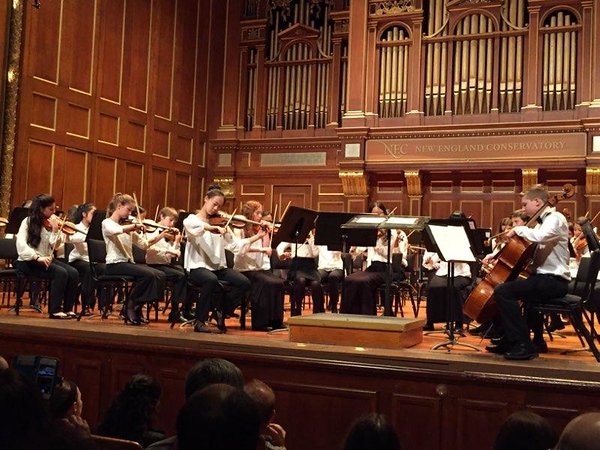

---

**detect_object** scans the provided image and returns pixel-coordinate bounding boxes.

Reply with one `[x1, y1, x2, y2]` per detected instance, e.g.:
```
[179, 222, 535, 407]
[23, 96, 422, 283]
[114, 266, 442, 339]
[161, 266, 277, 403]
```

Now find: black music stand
[423, 221, 480, 351]
[271, 206, 317, 251]
[4, 207, 29, 235]
[343, 214, 428, 316]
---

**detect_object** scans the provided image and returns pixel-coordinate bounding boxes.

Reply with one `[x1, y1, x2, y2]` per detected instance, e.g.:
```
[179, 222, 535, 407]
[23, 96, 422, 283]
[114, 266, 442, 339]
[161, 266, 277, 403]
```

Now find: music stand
[4, 207, 29, 235]
[271, 206, 317, 251]
[423, 220, 480, 351]
[343, 214, 428, 316]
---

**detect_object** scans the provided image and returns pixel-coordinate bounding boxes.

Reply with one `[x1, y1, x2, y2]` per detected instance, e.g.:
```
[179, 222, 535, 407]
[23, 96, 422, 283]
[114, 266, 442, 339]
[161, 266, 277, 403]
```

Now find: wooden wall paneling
[459, 200, 483, 226]
[120, 161, 144, 200]
[66, 103, 92, 140]
[175, 0, 201, 127]
[28, 0, 60, 83]
[152, 0, 176, 121]
[195, 0, 211, 132]
[428, 200, 453, 220]
[318, 201, 345, 212]
[174, 135, 194, 164]
[454, 398, 510, 450]
[392, 393, 443, 450]
[92, 155, 118, 206]
[68, 357, 104, 427]
[269, 382, 378, 450]
[490, 200, 516, 232]
[174, 171, 192, 211]
[151, 127, 170, 158]
[273, 185, 312, 210]
[125, 120, 147, 152]
[97, 113, 120, 146]
[61, 0, 96, 94]
[150, 166, 168, 211]
[31, 93, 57, 131]
[348, 199, 367, 212]
[123, 0, 152, 113]
[25, 140, 54, 199]
[98, 0, 125, 103]
[59, 147, 88, 208]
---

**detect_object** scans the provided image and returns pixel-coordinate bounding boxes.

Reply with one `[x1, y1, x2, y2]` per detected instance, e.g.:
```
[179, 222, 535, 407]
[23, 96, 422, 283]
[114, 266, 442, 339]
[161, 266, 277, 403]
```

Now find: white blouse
[317, 246, 343, 271]
[102, 218, 148, 264]
[145, 229, 180, 265]
[16, 217, 60, 260]
[68, 223, 90, 263]
[232, 229, 270, 272]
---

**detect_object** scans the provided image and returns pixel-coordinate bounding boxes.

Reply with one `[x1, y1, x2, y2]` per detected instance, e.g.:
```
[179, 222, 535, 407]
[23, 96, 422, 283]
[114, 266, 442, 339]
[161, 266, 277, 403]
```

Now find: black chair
[528, 249, 600, 362]
[377, 253, 418, 317]
[79, 239, 134, 321]
[0, 238, 20, 310]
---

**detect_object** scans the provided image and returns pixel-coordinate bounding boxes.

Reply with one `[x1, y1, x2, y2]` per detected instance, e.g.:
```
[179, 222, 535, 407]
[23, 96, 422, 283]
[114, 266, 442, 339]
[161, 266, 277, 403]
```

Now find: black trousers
[70, 259, 104, 309]
[188, 267, 250, 322]
[495, 273, 569, 344]
[14, 259, 79, 315]
[105, 262, 165, 307]
[149, 264, 188, 310]
[425, 274, 471, 324]
[319, 269, 344, 311]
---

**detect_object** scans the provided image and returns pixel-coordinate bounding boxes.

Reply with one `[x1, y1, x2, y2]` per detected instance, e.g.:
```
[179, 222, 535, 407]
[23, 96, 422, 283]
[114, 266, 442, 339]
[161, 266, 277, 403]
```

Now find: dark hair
[27, 194, 55, 248]
[177, 384, 260, 450]
[94, 373, 163, 445]
[206, 184, 225, 199]
[184, 358, 244, 400]
[73, 203, 95, 224]
[368, 201, 388, 215]
[450, 210, 467, 220]
[493, 410, 558, 450]
[49, 377, 78, 419]
[343, 413, 401, 450]
[498, 217, 512, 233]
[510, 210, 530, 223]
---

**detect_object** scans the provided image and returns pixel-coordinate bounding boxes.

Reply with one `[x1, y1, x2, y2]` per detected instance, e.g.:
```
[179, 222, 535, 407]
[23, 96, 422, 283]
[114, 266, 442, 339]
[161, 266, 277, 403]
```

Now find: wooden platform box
[288, 313, 426, 349]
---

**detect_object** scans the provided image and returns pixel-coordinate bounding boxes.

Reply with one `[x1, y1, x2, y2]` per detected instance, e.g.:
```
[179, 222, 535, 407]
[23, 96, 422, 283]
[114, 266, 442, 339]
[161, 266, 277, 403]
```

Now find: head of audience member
[184, 357, 244, 400]
[493, 410, 558, 450]
[244, 379, 276, 430]
[49, 377, 83, 420]
[343, 413, 402, 450]
[369, 201, 388, 216]
[0, 355, 8, 372]
[0, 368, 52, 449]
[95, 373, 163, 446]
[177, 383, 260, 450]
[554, 412, 600, 450]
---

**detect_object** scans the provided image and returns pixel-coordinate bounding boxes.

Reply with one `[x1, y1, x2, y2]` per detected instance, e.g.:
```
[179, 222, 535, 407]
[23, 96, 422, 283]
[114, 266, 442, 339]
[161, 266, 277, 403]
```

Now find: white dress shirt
[276, 235, 318, 259]
[422, 251, 472, 277]
[145, 229, 180, 265]
[232, 228, 270, 271]
[68, 223, 90, 262]
[513, 206, 571, 281]
[317, 246, 343, 271]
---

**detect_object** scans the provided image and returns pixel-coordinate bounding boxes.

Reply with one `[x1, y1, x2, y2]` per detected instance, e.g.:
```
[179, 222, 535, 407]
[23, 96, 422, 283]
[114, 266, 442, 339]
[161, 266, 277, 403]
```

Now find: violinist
[316, 245, 344, 313]
[68, 202, 98, 316]
[340, 201, 407, 315]
[232, 200, 284, 331]
[182, 185, 250, 333]
[422, 211, 472, 332]
[572, 217, 590, 262]
[14, 194, 80, 319]
[145, 207, 190, 324]
[485, 185, 570, 360]
[102, 193, 165, 326]
[276, 228, 324, 316]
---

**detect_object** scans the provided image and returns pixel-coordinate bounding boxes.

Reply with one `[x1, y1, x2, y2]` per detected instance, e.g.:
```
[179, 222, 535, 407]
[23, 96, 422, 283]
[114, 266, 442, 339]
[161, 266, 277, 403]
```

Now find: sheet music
[385, 217, 419, 227]
[428, 224, 476, 262]
[355, 216, 386, 224]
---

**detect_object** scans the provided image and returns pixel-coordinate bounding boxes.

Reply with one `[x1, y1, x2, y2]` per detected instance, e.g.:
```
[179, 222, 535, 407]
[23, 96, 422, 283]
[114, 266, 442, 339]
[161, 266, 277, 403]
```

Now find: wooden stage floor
[1, 297, 599, 383]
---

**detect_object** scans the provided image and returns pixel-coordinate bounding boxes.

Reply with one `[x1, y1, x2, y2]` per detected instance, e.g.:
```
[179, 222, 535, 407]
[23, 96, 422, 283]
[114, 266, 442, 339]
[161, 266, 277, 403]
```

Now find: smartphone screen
[36, 357, 59, 400]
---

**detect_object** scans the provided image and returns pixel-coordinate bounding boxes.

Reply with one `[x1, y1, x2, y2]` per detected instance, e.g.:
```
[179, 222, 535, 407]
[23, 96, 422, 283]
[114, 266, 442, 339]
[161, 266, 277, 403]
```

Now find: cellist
[483, 185, 570, 360]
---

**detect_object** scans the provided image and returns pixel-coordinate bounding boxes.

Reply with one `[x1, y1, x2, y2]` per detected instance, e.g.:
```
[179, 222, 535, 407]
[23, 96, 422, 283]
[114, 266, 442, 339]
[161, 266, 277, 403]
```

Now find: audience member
[0, 355, 8, 371]
[244, 379, 287, 450]
[146, 358, 245, 450]
[493, 410, 558, 450]
[343, 413, 401, 450]
[48, 377, 95, 449]
[95, 373, 164, 447]
[554, 412, 600, 450]
[0, 368, 52, 449]
[176, 383, 260, 450]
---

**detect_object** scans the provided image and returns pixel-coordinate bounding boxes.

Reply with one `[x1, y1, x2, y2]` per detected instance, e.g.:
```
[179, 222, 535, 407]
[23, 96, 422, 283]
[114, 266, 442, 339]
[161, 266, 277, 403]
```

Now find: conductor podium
[288, 313, 426, 349]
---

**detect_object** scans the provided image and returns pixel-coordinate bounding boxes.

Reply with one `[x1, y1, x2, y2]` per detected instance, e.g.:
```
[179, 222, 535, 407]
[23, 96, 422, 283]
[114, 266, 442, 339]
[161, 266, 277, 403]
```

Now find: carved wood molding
[586, 168, 600, 196]
[339, 170, 369, 197]
[521, 169, 538, 190]
[404, 170, 422, 197]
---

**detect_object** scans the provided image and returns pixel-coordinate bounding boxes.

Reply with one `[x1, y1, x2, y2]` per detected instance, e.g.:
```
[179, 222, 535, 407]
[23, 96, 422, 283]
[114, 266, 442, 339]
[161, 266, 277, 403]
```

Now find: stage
[1, 306, 600, 450]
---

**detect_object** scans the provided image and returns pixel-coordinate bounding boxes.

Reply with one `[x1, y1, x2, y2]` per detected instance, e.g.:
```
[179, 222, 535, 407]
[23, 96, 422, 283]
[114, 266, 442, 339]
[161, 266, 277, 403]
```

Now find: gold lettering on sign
[381, 141, 408, 159]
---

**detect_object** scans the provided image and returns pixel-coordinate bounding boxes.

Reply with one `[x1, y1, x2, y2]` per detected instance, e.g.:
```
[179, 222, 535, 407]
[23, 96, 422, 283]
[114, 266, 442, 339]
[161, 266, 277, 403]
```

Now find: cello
[463, 184, 574, 324]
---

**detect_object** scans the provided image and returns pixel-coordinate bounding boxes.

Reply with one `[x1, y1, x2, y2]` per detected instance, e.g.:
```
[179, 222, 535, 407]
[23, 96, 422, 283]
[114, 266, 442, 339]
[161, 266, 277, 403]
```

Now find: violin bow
[269, 204, 278, 242]
[223, 208, 237, 231]
[154, 204, 160, 222]
[281, 201, 292, 221]
[132, 192, 145, 234]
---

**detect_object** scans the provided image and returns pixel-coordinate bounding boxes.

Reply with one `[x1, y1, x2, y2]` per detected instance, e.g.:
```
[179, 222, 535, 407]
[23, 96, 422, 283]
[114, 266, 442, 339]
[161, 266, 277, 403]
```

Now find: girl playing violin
[68, 202, 98, 315]
[340, 201, 407, 315]
[145, 207, 190, 323]
[233, 200, 285, 331]
[14, 194, 80, 319]
[102, 193, 165, 326]
[183, 185, 251, 333]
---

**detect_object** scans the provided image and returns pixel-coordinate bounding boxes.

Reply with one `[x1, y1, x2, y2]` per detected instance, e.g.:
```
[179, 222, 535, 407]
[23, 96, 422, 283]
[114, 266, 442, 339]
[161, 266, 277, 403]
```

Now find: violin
[142, 219, 180, 236]
[58, 219, 87, 236]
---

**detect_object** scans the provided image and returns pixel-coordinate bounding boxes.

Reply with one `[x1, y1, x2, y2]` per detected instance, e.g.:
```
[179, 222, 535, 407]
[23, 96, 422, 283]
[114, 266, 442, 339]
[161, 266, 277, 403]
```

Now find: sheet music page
[385, 217, 418, 227]
[355, 216, 386, 224]
[428, 225, 476, 262]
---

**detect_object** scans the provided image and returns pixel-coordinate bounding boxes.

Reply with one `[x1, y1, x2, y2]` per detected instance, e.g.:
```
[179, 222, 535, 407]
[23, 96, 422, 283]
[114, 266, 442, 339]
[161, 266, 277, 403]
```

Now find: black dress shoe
[533, 340, 548, 354]
[491, 336, 505, 345]
[485, 340, 508, 354]
[422, 323, 434, 331]
[194, 322, 215, 333]
[504, 342, 539, 360]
